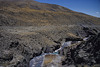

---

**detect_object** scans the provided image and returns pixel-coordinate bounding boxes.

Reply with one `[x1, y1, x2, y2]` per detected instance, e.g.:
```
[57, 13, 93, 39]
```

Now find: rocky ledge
[60, 27, 100, 67]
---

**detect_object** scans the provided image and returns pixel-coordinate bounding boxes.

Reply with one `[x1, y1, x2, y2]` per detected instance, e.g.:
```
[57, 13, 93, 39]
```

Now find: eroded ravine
[0, 26, 100, 67]
[29, 37, 89, 67]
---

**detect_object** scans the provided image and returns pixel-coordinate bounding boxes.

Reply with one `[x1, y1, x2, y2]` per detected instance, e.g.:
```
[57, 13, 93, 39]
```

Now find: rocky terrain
[59, 27, 100, 67]
[0, 0, 100, 67]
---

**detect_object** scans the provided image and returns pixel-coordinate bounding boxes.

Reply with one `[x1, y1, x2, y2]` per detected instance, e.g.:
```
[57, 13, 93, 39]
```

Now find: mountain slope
[0, 0, 100, 26]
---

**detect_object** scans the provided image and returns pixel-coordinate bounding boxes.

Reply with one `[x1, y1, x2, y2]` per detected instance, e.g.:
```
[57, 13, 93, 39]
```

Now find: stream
[29, 37, 88, 67]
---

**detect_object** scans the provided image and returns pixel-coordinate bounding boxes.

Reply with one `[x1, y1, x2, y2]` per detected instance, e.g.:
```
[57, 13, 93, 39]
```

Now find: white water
[29, 37, 89, 67]
[54, 41, 72, 53]
[29, 41, 73, 67]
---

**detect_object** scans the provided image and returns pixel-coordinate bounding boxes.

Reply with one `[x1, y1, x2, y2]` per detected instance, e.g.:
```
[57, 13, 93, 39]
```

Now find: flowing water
[29, 37, 89, 67]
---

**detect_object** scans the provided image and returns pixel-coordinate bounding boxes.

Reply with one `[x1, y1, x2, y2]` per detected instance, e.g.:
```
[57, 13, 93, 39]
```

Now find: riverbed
[29, 37, 89, 67]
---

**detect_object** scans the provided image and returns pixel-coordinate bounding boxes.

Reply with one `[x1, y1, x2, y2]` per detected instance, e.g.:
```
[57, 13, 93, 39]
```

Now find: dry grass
[1, 6, 100, 26]
[67, 33, 79, 38]
[43, 55, 56, 65]
[0, 0, 100, 26]
[41, 36, 56, 45]
[17, 32, 37, 35]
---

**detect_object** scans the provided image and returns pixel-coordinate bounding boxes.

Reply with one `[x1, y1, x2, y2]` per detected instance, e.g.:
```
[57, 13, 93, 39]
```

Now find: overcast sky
[35, 0, 100, 18]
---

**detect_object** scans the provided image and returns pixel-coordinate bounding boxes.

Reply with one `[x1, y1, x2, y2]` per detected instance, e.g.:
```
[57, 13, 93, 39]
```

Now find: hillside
[0, 0, 100, 26]
[0, 0, 100, 67]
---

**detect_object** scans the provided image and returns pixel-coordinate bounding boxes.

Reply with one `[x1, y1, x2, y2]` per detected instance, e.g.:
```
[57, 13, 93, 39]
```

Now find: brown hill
[0, 0, 100, 26]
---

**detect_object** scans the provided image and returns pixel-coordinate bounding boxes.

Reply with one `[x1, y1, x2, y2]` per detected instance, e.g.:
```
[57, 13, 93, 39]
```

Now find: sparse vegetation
[0, 0, 100, 67]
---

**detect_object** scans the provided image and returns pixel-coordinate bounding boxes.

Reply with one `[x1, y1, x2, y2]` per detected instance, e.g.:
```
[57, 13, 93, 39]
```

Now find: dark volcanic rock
[10, 41, 19, 48]
[65, 38, 83, 41]
[60, 29, 100, 66]
[0, 50, 13, 62]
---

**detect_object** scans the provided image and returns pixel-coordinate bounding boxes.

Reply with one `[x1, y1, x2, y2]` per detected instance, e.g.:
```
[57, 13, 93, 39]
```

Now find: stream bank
[0, 26, 100, 67]
[30, 27, 100, 67]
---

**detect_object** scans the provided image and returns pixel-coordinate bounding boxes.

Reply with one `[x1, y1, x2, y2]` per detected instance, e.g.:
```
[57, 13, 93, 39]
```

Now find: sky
[35, 0, 100, 18]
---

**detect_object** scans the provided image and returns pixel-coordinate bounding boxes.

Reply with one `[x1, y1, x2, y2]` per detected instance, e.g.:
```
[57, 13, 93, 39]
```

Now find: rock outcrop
[60, 27, 100, 67]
